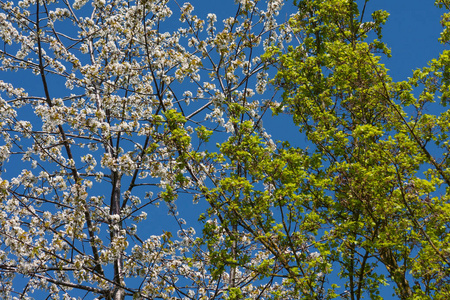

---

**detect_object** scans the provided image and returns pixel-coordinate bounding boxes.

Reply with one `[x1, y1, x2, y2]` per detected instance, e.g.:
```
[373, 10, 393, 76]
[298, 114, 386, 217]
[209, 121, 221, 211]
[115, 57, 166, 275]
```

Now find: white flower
[224, 121, 235, 133]
[0, 144, 10, 162]
[309, 251, 320, 260]
[244, 88, 254, 98]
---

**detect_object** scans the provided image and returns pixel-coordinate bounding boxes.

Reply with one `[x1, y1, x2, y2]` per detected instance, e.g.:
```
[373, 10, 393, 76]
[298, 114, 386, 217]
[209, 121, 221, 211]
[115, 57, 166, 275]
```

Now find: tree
[0, 0, 287, 299]
[1, 0, 450, 299]
[202, 0, 450, 299]
[271, 0, 450, 297]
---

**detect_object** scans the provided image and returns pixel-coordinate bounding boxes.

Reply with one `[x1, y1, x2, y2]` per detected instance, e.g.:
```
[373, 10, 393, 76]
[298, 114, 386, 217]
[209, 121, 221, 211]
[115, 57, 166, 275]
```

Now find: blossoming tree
[0, 0, 288, 299]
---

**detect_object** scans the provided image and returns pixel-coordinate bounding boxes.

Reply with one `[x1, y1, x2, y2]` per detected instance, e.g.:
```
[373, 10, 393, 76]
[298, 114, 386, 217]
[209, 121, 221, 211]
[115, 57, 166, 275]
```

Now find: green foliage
[197, 0, 450, 299]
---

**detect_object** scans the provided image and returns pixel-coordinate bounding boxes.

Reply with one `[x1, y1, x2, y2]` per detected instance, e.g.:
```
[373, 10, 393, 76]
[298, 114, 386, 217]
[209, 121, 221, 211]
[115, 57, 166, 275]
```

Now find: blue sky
[364, 0, 445, 81]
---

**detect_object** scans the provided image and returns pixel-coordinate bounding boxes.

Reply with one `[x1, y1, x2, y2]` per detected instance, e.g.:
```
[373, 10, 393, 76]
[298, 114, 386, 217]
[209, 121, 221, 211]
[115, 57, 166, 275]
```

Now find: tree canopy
[0, 0, 449, 299]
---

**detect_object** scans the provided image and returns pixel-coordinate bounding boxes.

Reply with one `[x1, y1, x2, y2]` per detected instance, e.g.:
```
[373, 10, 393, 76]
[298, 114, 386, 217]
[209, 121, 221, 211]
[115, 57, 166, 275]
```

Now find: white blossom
[0, 0, 290, 298]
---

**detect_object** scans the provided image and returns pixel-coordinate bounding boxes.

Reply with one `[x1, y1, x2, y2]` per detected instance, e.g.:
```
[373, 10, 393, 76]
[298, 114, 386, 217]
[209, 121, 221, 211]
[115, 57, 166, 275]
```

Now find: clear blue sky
[364, 0, 445, 81]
